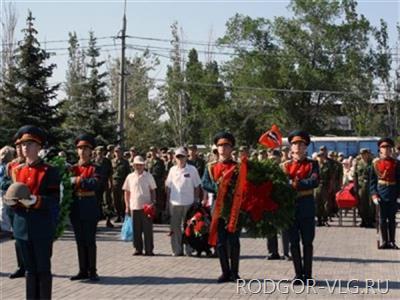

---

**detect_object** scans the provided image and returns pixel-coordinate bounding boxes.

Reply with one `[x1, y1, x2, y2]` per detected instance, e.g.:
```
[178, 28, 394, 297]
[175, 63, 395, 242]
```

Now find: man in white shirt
[165, 147, 201, 256]
[123, 156, 157, 256]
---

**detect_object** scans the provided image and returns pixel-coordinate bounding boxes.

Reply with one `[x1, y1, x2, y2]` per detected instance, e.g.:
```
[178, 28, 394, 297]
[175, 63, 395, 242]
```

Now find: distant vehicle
[305, 136, 380, 157]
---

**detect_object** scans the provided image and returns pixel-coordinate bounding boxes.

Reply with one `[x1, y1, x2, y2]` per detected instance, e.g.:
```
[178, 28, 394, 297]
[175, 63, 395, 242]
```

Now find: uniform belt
[297, 190, 313, 198]
[76, 191, 96, 197]
[378, 180, 396, 186]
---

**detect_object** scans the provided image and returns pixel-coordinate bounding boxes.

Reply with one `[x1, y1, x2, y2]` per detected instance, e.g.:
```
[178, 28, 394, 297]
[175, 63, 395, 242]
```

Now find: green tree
[108, 51, 164, 152]
[1, 11, 63, 145]
[59, 31, 87, 149]
[67, 31, 116, 145]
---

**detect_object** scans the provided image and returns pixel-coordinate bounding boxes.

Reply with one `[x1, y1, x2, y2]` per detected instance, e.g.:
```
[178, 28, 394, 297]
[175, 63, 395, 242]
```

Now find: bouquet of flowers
[185, 211, 210, 238]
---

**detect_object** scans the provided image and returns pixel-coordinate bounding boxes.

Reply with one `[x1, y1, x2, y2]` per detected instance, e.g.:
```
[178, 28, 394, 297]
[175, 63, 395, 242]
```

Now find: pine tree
[1, 11, 63, 145]
[60, 32, 87, 149]
[73, 32, 116, 144]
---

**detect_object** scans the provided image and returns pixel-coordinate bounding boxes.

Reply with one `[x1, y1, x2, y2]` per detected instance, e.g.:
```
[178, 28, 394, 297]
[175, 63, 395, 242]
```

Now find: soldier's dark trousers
[379, 201, 397, 244]
[71, 220, 98, 276]
[17, 238, 52, 299]
[217, 219, 240, 278]
[267, 230, 290, 256]
[112, 185, 125, 219]
[288, 217, 315, 280]
[7, 207, 26, 274]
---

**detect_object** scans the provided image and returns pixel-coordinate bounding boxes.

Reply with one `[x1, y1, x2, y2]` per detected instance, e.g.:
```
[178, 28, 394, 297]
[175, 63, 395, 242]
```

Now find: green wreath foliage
[241, 159, 296, 238]
[49, 156, 73, 239]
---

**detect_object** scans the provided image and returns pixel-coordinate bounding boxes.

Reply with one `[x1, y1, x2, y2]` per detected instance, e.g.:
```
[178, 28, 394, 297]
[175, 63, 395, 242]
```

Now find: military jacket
[370, 157, 400, 202]
[281, 158, 319, 219]
[12, 159, 60, 240]
[70, 162, 101, 221]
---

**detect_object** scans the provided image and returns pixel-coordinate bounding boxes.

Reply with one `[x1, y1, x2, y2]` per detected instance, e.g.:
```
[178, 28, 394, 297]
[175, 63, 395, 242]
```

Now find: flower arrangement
[185, 211, 210, 238]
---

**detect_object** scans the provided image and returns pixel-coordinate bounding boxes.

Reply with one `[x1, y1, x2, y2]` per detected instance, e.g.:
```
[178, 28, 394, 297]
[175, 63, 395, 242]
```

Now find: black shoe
[106, 220, 114, 228]
[217, 274, 231, 283]
[292, 275, 304, 285]
[283, 254, 292, 261]
[133, 251, 143, 256]
[9, 269, 25, 279]
[267, 253, 281, 260]
[115, 217, 122, 223]
[70, 272, 89, 281]
[230, 273, 241, 281]
[145, 252, 155, 256]
[379, 242, 390, 249]
[89, 272, 100, 281]
[390, 242, 399, 249]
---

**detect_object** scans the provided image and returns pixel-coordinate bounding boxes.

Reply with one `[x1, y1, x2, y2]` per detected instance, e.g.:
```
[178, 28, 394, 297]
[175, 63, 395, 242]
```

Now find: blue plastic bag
[120, 215, 133, 241]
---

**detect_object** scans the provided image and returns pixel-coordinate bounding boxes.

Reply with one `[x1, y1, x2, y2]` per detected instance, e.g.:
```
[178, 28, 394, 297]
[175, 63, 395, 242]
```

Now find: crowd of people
[0, 125, 399, 299]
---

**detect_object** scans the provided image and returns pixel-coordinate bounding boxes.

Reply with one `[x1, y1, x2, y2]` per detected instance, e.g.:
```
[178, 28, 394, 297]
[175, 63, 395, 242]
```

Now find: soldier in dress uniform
[6, 125, 60, 298]
[202, 132, 241, 283]
[147, 146, 167, 223]
[187, 144, 206, 178]
[370, 138, 400, 249]
[94, 146, 114, 228]
[112, 146, 131, 222]
[281, 130, 319, 284]
[4, 138, 27, 279]
[70, 134, 101, 281]
[315, 147, 335, 226]
[354, 148, 374, 228]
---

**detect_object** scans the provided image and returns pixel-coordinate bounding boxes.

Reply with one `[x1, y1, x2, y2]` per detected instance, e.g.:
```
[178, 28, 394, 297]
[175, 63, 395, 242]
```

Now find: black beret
[288, 130, 310, 146]
[378, 137, 394, 148]
[15, 125, 46, 145]
[75, 134, 96, 149]
[213, 132, 235, 147]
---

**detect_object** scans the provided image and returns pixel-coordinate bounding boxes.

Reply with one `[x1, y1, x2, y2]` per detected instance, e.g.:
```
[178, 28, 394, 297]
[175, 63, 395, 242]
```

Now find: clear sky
[2, 0, 400, 95]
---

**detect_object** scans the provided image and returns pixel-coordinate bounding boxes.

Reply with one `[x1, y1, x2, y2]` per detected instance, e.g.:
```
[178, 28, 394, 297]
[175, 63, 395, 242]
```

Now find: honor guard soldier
[70, 134, 101, 281]
[5, 125, 60, 299]
[202, 132, 241, 283]
[281, 130, 319, 284]
[187, 144, 206, 178]
[4, 137, 27, 279]
[94, 145, 114, 228]
[355, 148, 374, 228]
[147, 146, 167, 223]
[370, 138, 400, 249]
[112, 146, 131, 222]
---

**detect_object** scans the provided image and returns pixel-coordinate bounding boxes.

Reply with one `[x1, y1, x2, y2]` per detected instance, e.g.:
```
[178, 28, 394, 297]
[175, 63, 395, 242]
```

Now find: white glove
[19, 195, 37, 207]
[70, 177, 77, 185]
[397, 198, 400, 204]
[373, 198, 380, 206]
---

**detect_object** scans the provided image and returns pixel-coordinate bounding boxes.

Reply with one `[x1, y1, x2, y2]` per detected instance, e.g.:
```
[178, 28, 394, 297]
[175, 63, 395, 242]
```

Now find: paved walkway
[1, 214, 400, 299]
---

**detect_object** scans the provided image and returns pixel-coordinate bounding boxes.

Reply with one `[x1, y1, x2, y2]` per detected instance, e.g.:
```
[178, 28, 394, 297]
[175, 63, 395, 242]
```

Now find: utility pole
[117, 0, 127, 147]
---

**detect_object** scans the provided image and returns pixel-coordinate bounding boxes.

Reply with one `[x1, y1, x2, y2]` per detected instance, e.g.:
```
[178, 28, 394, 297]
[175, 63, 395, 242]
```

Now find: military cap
[114, 145, 123, 151]
[188, 144, 197, 150]
[378, 137, 394, 148]
[129, 146, 137, 152]
[15, 125, 46, 146]
[328, 150, 335, 156]
[149, 146, 157, 151]
[338, 152, 345, 157]
[213, 132, 235, 147]
[239, 145, 248, 151]
[160, 147, 168, 153]
[288, 130, 310, 146]
[258, 149, 266, 154]
[75, 133, 96, 149]
[359, 148, 370, 154]
[167, 148, 174, 154]
[106, 144, 115, 151]
[319, 145, 327, 151]
[95, 145, 104, 152]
